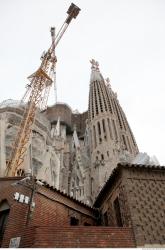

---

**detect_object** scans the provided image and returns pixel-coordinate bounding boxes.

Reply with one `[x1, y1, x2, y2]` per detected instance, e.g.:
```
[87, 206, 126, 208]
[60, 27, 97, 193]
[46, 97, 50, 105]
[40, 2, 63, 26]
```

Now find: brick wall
[0, 178, 135, 248]
[20, 226, 135, 248]
[97, 171, 132, 228]
[0, 178, 96, 247]
[124, 167, 165, 246]
[0, 178, 30, 247]
[30, 186, 96, 228]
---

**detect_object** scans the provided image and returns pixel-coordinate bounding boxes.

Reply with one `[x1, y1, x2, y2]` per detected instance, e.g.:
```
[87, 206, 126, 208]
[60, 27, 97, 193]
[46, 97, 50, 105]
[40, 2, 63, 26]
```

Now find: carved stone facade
[0, 61, 140, 205]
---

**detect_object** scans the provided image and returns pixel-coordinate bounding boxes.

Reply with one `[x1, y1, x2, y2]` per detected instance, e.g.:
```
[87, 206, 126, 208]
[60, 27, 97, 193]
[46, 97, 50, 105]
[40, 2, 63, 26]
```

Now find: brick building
[0, 176, 135, 248]
[0, 163, 164, 247]
[94, 163, 165, 247]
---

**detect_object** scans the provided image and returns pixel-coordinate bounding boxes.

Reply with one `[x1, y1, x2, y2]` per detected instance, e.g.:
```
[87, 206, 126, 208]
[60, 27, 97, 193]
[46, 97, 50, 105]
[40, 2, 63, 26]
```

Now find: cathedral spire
[88, 59, 114, 122]
[88, 60, 139, 201]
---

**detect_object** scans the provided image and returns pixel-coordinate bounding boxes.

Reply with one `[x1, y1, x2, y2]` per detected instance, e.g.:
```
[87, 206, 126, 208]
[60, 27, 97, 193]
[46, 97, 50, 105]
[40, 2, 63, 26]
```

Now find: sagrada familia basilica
[0, 59, 159, 205]
[0, 3, 164, 247]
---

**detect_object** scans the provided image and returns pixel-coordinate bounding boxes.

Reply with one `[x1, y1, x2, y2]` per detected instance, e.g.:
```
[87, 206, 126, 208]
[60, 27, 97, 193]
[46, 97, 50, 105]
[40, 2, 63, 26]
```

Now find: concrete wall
[45, 103, 72, 128]
[72, 111, 88, 136]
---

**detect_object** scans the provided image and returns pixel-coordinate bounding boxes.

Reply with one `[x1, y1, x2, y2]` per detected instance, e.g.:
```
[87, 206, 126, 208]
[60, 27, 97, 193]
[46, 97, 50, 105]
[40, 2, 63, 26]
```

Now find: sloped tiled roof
[37, 179, 95, 210]
[0, 176, 95, 210]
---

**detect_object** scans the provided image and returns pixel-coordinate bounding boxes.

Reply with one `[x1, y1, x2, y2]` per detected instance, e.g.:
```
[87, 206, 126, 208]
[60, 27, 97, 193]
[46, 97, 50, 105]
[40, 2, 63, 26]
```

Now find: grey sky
[0, 0, 165, 164]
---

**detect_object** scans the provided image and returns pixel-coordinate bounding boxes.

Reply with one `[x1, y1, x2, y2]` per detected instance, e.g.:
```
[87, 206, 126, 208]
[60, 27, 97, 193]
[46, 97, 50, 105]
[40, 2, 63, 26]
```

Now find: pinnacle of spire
[90, 59, 103, 82]
[73, 127, 80, 149]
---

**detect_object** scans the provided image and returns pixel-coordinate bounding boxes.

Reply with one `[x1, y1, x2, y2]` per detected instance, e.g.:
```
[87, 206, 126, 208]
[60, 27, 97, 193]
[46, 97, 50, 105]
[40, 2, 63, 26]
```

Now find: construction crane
[6, 3, 80, 177]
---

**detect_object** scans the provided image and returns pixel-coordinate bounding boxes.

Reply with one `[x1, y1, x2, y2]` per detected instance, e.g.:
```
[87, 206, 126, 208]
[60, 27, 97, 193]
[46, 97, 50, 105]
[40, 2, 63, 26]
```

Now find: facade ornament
[105, 77, 111, 89]
[94, 158, 104, 168]
[90, 59, 100, 72]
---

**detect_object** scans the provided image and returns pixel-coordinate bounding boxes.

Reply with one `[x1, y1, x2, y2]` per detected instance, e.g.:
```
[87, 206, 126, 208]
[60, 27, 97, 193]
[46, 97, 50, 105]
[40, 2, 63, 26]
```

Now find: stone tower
[88, 60, 139, 201]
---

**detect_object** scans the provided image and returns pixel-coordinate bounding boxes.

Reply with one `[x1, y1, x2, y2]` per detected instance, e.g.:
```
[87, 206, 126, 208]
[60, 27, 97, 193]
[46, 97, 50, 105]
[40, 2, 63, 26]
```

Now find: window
[102, 119, 107, 140]
[70, 217, 79, 226]
[102, 119, 106, 133]
[114, 197, 123, 227]
[97, 122, 101, 136]
[93, 125, 97, 148]
[107, 118, 113, 139]
[112, 119, 118, 141]
[0, 201, 10, 247]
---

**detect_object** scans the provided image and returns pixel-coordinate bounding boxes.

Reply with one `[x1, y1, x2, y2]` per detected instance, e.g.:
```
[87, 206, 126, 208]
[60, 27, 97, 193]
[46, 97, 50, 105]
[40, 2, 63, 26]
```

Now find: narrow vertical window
[97, 122, 102, 143]
[102, 119, 107, 140]
[93, 125, 97, 148]
[112, 119, 118, 141]
[107, 118, 113, 139]
[97, 121, 101, 136]
[102, 119, 106, 133]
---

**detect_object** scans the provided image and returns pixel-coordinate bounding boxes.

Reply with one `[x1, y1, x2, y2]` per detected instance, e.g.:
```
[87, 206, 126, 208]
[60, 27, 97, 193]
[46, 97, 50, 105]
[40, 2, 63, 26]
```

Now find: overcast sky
[0, 0, 165, 164]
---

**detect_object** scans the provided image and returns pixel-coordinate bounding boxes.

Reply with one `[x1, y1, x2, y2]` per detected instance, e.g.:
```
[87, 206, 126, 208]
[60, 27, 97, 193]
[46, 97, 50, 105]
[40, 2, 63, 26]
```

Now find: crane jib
[6, 3, 80, 177]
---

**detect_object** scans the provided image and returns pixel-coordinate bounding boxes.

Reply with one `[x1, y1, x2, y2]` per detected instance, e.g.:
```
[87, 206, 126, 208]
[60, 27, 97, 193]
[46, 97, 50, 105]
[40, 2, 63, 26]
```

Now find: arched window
[0, 200, 10, 247]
